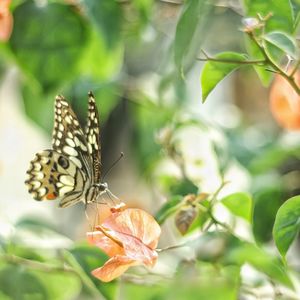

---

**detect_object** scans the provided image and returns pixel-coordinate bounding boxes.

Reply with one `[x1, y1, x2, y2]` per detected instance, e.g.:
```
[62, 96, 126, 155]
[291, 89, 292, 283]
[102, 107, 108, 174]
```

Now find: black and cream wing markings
[25, 93, 106, 208]
[86, 92, 101, 183]
[25, 150, 86, 207]
[52, 95, 92, 176]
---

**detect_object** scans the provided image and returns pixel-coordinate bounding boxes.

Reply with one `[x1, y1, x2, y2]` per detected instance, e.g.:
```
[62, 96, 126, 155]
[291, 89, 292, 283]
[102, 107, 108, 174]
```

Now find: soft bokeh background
[1, 0, 300, 299]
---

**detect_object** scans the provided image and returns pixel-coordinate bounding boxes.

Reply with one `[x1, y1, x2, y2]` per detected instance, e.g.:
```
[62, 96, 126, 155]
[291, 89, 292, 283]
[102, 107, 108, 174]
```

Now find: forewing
[25, 150, 88, 208]
[86, 92, 101, 183]
[52, 95, 92, 179]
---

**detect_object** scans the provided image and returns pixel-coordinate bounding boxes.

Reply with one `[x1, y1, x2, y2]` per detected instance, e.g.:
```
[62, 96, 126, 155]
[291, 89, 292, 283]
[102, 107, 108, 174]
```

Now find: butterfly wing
[25, 150, 89, 208]
[52, 95, 92, 178]
[86, 92, 101, 183]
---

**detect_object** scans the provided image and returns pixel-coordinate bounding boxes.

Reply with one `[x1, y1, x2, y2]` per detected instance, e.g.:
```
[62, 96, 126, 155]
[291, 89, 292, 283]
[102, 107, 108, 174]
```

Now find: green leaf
[194, 232, 293, 288]
[32, 270, 81, 300]
[225, 241, 293, 288]
[22, 85, 55, 133]
[155, 195, 183, 225]
[253, 185, 284, 243]
[10, 1, 87, 92]
[68, 244, 117, 300]
[201, 52, 247, 102]
[0, 265, 48, 300]
[221, 192, 253, 222]
[15, 216, 59, 233]
[63, 250, 103, 299]
[273, 195, 300, 258]
[63, 78, 121, 123]
[243, 0, 294, 85]
[122, 283, 167, 300]
[264, 31, 298, 59]
[81, 0, 123, 50]
[169, 178, 198, 196]
[174, 0, 213, 76]
[294, 10, 300, 31]
[243, 0, 294, 33]
[174, 258, 239, 300]
[168, 280, 238, 300]
[249, 145, 300, 174]
[79, 29, 123, 80]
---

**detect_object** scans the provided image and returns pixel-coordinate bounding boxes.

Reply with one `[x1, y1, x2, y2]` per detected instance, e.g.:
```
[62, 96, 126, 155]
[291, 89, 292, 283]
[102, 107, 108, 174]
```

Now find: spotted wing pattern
[25, 150, 87, 208]
[25, 93, 103, 208]
[86, 92, 101, 183]
[52, 95, 92, 177]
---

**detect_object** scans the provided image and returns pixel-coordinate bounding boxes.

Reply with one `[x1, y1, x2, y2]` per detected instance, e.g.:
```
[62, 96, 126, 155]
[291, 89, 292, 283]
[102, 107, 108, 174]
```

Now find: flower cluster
[87, 206, 161, 282]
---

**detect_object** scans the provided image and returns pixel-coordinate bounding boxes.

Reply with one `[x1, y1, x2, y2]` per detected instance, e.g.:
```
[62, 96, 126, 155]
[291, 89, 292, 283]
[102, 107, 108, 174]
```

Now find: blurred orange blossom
[87, 206, 161, 282]
[0, 0, 13, 41]
[270, 71, 300, 130]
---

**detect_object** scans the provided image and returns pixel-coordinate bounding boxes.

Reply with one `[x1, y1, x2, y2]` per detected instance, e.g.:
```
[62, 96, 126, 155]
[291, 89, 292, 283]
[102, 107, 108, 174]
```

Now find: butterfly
[25, 92, 109, 208]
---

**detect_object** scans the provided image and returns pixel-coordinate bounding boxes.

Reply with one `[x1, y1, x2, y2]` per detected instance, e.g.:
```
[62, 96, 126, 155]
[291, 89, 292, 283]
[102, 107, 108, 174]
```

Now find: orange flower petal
[87, 231, 124, 257]
[102, 208, 161, 249]
[270, 72, 300, 130]
[91, 255, 138, 282]
[98, 228, 158, 266]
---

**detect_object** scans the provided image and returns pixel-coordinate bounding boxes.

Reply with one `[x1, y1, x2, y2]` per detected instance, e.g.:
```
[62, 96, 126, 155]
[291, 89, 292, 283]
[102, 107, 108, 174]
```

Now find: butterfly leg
[85, 202, 93, 231]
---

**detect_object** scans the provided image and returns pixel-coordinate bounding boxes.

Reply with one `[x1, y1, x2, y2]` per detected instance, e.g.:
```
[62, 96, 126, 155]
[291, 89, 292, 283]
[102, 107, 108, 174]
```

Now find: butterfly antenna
[102, 152, 124, 181]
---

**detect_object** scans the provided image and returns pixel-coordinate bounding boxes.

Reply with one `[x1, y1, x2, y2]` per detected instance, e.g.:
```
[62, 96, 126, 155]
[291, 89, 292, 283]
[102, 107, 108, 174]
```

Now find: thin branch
[203, 220, 214, 232]
[209, 180, 228, 208]
[265, 68, 280, 74]
[291, 60, 300, 77]
[1, 253, 77, 275]
[157, 243, 188, 252]
[197, 53, 266, 66]
[207, 211, 233, 233]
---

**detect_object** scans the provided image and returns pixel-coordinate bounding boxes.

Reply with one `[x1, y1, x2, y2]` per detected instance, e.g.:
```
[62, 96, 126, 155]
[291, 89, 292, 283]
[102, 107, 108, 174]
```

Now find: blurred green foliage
[0, 0, 300, 299]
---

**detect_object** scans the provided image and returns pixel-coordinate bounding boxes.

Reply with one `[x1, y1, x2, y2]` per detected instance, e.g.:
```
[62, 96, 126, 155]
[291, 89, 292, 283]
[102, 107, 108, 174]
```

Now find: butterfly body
[25, 92, 108, 208]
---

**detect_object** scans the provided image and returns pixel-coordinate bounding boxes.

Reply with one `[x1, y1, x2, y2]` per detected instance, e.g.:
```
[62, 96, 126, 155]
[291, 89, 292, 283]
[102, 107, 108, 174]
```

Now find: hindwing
[25, 150, 88, 207]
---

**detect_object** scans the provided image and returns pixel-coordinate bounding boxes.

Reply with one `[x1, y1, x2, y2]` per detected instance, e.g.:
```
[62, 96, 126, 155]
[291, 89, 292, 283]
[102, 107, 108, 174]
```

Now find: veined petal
[98, 228, 158, 266]
[87, 231, 124, 257]
[91, 255, 138, 282]
[103, 208, 161, 249]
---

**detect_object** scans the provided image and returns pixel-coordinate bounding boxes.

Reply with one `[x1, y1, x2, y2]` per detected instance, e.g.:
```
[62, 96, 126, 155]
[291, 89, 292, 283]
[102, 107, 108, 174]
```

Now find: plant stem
[248, 32, 300, 95]
[199, 33, 300, 95]
[1, 253, 77, 275]
[197, 55, 266, 65]
[207, 210, 234, 234]
[157, 243, 188, 252]
[291, 60, 300, 77]
[209, 179, 228, 208]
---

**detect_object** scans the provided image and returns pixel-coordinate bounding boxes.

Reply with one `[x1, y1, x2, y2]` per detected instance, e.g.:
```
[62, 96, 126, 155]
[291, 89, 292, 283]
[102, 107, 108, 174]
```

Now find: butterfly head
[98, 182, 108, 192]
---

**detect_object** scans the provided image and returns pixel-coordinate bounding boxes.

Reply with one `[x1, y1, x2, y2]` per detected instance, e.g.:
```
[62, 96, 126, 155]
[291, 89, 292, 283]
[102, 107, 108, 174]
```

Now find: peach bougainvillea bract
[87, 207, 161, 282]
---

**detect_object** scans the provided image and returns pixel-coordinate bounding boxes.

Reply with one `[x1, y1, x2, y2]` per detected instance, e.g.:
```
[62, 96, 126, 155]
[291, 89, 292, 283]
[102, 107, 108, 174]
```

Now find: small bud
[242, 17, 261, 33]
